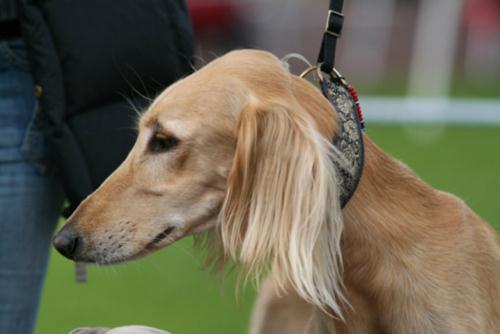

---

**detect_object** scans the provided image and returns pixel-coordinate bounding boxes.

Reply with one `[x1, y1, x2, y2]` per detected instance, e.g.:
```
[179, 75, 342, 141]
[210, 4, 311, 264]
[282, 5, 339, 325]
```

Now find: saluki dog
[54, 50, 500, 334]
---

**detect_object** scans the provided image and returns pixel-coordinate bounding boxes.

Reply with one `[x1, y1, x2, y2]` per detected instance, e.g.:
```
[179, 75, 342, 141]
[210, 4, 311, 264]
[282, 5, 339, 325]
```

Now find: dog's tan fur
[62, 50, 500, 333]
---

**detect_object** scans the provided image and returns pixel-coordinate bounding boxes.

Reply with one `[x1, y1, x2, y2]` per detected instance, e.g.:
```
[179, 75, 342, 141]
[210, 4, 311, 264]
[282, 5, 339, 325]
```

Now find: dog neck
[341, 136, 441, 282]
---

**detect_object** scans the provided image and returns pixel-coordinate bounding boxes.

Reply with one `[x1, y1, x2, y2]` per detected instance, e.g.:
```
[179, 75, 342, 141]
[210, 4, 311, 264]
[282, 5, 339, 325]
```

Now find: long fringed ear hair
[219, 99, 347, 317]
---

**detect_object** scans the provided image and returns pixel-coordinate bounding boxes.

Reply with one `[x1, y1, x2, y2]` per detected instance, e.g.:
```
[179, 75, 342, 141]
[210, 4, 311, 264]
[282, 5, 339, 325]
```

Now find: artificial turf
[36, 124, 500, 334]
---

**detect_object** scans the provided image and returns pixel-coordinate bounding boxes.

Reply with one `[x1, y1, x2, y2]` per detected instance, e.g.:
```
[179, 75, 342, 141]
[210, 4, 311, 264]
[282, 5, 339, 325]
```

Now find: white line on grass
[362, 97, 500, 125]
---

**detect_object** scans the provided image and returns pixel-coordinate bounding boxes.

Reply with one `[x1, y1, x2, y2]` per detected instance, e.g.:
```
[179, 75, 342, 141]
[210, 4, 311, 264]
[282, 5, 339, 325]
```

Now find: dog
[54, 50, 500, 334]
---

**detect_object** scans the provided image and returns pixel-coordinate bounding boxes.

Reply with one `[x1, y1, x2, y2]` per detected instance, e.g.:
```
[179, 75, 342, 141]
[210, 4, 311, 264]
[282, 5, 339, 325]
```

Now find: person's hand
[70, 325, 171, 334]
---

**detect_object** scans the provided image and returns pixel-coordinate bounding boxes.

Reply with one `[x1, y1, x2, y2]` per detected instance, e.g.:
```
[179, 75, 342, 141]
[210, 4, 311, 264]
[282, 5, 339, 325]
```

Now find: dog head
[54, 50, 345, 314]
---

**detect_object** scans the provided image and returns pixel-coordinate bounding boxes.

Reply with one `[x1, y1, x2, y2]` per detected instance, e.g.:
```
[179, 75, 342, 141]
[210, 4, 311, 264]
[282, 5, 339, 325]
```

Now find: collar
[301, 67, 365, 208]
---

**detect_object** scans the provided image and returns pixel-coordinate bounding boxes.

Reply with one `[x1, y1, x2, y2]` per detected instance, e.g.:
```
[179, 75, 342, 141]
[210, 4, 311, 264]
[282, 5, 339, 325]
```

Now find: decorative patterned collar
[301, 67, 365, 208]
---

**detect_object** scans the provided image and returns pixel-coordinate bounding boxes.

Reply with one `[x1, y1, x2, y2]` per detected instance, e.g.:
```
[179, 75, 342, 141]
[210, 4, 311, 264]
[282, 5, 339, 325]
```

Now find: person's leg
[0, 37, 64, 334]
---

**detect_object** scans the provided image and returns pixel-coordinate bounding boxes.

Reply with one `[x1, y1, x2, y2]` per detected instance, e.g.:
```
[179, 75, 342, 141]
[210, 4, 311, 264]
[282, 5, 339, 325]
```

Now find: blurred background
[37, 0, 499, 333]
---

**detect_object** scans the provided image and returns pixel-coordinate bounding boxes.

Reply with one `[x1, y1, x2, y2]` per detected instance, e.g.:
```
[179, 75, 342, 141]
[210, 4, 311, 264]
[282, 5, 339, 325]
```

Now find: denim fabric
[0, 37, 64, 334]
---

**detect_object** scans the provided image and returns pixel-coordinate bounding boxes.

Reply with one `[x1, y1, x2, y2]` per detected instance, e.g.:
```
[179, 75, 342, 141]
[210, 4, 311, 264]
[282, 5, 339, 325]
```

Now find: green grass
[36, 125, 500, 334]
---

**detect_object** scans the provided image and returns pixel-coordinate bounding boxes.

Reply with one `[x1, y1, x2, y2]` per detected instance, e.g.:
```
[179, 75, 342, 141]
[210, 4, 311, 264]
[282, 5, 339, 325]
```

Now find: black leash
[301, 0, 365, 208]
[317, 0, 344, 73]
[316, 0, 365, 130]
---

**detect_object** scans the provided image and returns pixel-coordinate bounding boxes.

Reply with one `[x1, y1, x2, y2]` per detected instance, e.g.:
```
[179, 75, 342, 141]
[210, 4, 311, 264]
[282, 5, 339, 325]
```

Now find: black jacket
[18, 0, 194, 214]
[0, 0, 17, 22]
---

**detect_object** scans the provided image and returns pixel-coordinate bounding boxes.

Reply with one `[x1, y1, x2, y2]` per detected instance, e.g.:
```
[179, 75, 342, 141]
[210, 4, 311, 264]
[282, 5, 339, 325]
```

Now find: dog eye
[149, 134, 180, 153]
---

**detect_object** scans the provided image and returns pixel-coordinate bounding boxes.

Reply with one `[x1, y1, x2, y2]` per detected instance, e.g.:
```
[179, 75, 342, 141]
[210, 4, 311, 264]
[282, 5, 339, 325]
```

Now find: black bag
[19, 0, 194, 215]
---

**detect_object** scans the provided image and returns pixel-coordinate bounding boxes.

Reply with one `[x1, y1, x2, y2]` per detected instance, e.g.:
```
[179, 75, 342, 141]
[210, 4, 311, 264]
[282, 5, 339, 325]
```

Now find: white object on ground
[70, 325, 171, 334]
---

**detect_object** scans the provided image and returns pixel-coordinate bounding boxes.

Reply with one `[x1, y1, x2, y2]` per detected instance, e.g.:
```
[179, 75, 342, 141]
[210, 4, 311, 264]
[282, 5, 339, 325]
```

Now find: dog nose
[53, 226, 82, 260]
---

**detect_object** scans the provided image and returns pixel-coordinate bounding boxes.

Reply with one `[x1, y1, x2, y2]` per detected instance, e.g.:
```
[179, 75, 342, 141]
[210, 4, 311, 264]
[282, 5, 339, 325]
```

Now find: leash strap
[303, 1, 366, 208]
[75, 261, 87, 283]
[317, 0, 344, 73]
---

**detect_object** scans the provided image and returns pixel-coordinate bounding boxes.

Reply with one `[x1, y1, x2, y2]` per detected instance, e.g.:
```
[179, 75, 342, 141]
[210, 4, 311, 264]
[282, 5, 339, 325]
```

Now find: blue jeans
[0, 37, 64, 334]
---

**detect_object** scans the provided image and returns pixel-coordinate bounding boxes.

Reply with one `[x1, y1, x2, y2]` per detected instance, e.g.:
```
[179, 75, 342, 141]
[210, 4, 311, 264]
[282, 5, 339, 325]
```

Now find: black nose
[53, 226, 82, 260]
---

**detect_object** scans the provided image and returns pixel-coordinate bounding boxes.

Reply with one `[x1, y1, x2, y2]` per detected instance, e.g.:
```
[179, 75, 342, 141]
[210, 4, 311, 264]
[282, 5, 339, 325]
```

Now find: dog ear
[220, 100, 346, 317]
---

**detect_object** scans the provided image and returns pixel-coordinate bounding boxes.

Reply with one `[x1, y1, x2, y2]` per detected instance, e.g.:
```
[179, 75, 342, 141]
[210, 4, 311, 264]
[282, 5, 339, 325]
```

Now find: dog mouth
[145, 226, 176, 250]
[91, 220, 215, 265]
[104, 226, 178, 264]
[94, 221, 212, 264]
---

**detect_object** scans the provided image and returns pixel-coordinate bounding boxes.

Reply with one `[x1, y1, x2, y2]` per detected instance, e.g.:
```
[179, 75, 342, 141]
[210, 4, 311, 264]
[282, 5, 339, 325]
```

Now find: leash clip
[299, 65, 346, 89]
